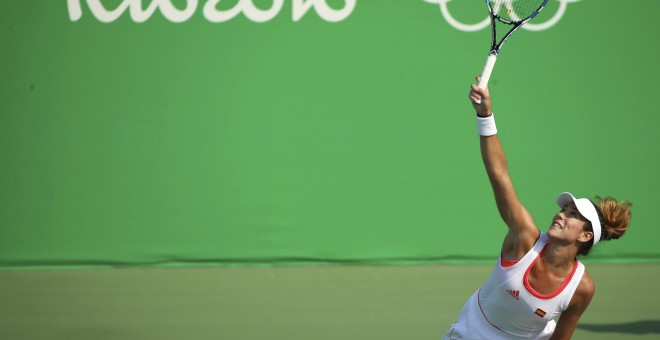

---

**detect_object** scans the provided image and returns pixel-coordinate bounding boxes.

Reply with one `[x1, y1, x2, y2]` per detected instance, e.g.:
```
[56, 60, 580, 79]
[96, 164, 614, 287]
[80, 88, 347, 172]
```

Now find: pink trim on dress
[523, 245, 579, 299]
[500, 257, 518, 268]
[477, 289, 508, 334]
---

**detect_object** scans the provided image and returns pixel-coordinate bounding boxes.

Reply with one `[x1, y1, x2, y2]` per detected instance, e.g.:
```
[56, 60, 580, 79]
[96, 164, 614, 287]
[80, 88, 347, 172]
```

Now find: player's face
[548, 201, 590, 242]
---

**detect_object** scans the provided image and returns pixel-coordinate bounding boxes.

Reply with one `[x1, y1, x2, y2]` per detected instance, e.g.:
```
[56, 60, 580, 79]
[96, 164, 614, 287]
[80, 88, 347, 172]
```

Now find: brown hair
[577, 196, 632, 256]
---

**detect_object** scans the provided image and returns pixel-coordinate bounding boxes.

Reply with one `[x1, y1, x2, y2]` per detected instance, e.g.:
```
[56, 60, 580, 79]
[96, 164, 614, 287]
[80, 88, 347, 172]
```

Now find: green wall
[1, 0, 658, 269]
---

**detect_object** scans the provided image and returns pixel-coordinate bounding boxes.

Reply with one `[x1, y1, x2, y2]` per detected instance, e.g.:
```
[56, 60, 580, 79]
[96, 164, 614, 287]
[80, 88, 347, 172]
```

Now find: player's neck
[541, 242, 577, 270]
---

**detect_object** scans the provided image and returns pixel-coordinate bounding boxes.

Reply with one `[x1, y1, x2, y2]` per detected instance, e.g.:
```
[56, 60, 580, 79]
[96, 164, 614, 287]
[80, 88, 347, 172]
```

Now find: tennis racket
[476, 0, 549, 96]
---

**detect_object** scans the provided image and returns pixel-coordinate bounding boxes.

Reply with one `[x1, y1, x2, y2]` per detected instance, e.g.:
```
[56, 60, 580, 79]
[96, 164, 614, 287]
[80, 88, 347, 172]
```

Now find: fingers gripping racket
[476, 0, 549, 98]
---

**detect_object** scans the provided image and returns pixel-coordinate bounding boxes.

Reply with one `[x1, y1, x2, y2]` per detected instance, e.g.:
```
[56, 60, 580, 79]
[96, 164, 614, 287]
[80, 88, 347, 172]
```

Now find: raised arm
[469, 79, 539, 257]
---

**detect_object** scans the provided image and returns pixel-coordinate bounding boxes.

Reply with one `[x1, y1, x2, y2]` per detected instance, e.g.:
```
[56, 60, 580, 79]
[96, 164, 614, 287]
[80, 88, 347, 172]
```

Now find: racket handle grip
[475, 52, 497, 104]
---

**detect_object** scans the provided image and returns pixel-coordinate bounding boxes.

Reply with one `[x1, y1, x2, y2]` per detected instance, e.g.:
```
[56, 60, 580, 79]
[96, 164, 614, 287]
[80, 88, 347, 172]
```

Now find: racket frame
[477, 0, 549, 90]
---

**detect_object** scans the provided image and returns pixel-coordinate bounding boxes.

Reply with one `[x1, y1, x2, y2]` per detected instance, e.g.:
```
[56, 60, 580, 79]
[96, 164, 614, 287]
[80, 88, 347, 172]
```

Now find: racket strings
[492, 0, 545, 23]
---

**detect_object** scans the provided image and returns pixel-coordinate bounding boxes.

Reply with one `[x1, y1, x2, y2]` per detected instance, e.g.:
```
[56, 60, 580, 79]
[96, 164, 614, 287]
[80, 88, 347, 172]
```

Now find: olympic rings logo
[423, 0, 581, 32]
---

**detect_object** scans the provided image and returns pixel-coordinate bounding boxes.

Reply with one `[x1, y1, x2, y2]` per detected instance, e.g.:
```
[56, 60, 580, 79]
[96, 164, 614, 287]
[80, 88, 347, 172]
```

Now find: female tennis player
[442, 78, 633, 340]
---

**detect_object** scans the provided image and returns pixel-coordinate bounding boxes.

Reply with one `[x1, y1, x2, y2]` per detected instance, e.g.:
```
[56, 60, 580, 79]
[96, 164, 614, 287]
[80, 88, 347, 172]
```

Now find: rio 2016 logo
[68, 0, 578, 27]
[424, 0, 580, 31]
[67, 0, 357, 23]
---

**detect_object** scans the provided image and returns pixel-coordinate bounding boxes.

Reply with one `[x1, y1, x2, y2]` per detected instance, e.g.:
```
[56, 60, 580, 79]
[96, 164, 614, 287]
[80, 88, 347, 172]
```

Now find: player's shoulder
[576, 268, 596, 299]
[566, 267, 595, 312]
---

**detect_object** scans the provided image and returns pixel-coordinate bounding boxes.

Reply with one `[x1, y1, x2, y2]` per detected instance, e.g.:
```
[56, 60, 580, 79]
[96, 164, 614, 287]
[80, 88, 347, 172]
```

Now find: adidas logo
[506, 289, 520, 300]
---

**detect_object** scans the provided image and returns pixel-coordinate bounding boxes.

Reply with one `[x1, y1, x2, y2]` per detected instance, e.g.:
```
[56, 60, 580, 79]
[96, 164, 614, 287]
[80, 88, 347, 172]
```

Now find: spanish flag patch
[534, 308, 547, 318]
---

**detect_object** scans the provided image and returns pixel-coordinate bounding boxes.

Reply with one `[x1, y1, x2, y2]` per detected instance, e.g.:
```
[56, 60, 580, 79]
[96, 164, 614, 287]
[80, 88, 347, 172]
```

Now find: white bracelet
[476, 114, 497, 136]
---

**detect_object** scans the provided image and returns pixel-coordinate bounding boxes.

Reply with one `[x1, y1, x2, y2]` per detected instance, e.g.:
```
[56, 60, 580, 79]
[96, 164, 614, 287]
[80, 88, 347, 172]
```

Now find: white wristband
[476, 114, 497, 136]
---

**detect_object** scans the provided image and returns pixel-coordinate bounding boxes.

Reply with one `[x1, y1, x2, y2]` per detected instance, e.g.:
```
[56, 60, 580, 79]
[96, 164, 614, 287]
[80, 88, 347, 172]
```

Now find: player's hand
[469, 76, 492, 117]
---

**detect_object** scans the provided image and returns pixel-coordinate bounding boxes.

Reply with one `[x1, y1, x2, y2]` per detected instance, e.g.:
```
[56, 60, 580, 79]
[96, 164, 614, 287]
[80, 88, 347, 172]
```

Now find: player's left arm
[549, 272, 596, 340]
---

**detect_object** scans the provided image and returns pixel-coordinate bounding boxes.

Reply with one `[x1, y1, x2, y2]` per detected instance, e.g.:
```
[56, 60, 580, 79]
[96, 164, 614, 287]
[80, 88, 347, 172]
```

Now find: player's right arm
[469, 79, 539, 258]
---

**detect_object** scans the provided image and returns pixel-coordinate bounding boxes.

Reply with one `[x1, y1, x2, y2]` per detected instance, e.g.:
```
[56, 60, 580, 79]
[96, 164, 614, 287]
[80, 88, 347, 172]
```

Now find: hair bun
[596, 196, 632, 241]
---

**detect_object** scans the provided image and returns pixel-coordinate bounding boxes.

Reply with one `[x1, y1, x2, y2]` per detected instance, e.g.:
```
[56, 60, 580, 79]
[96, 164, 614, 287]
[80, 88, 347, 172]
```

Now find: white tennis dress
[442, 233, 585, 340]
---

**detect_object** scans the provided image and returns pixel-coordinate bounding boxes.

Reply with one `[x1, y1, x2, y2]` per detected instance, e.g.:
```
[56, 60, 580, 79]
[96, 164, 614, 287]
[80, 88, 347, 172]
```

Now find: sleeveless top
[443, 233, 585, 340]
